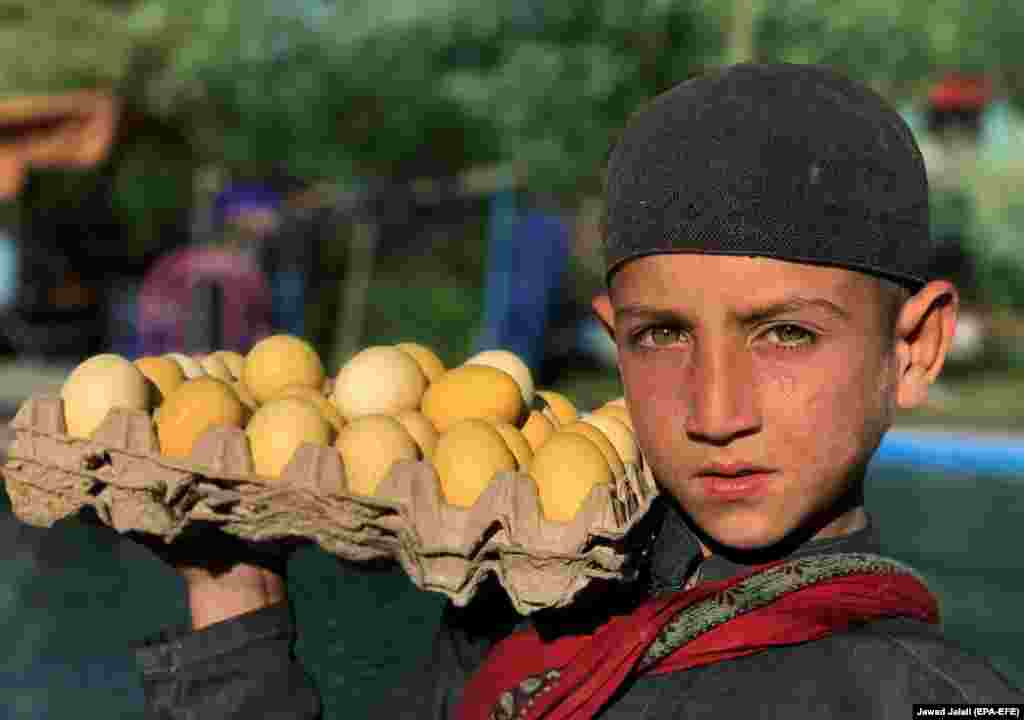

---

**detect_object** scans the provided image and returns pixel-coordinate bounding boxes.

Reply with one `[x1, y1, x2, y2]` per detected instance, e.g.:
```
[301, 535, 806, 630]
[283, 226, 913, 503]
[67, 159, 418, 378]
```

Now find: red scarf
[458, 557, 939, 720]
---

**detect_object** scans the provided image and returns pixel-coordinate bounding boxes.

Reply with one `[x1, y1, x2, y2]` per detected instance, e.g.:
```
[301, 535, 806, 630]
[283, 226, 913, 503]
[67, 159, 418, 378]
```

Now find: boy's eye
[634, 326, 684, 348]
[765, 324, 816, 347]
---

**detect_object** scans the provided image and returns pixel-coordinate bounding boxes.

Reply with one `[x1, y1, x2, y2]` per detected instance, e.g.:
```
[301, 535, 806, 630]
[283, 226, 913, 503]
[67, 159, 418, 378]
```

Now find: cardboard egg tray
[2, 395, 660, 615]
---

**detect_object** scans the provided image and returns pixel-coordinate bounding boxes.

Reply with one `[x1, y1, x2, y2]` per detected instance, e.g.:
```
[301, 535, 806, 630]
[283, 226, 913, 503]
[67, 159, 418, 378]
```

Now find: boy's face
[592, 253, 956, 552]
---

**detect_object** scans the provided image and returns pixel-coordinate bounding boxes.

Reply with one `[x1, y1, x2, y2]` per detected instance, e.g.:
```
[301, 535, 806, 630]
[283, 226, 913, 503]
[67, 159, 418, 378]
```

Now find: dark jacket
[134, 501, 1023, 719]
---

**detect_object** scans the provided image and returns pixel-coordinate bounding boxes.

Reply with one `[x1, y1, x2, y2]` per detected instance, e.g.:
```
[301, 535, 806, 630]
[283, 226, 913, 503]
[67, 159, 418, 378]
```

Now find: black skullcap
[604, 63, 932, 293]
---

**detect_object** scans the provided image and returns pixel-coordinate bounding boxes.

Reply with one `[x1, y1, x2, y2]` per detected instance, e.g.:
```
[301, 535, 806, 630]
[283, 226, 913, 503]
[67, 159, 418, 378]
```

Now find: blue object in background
[212, 184, 282, 231]
[0, 229, 18, 310]
[107, 282, 140, 359]
[272, 269, 306, 336]
[476, 189, 519, 357]
[475, 190, 570, 373]
[871, 428, 1024, 480]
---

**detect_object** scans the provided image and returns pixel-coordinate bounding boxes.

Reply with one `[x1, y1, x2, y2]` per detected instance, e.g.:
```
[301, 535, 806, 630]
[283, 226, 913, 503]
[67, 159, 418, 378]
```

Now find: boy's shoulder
[662, 618, 1019, 711]
[817, 617, 1022, 702]
[630, 617, 1021, 719]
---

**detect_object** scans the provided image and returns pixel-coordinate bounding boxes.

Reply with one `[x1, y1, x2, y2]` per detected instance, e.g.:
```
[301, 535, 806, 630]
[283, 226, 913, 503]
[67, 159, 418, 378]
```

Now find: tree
[0, 1, 137, 98]
[753, 0, 1024, 106]
[7, 1, 1024, 222]
[421, 1, 721, 196]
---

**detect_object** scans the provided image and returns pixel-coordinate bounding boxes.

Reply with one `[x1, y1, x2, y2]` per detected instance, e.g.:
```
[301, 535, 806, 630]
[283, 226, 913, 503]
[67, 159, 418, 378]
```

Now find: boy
[133, 64, 1022, 719]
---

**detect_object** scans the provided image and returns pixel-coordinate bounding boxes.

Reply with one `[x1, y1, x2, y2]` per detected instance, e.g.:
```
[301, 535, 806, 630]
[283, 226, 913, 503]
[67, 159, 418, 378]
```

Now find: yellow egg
[156, 377, 248, 459]
[246, 398, 334, 479]
[394, 342, 447, 383]
[559, 422, 625, 479]
[489, 421, 534, 471]
[231, 380, 259, 411]
[211, 350, 245, 379]
[62, 354, 154, 439]
[594, 403, 634, 431]
[420, 364, 524, 434]
[432, 420, 517, 508]
[519, 410, 556, 452]
[394, 410, 440, 461]
[243, 334, 326, 404]
[529, 433, 612, 523]
[536, 390, 578, 426]
[464, 349, 534, 406]
[269, 384, 346, 433]
[579, 412, 639, 466]
[332, 345, 427, 420]
[133, 356, 185, 404]
[335, 415, 420, 498]
[164, 352, 206, 379]
[199, 354, 234, 382]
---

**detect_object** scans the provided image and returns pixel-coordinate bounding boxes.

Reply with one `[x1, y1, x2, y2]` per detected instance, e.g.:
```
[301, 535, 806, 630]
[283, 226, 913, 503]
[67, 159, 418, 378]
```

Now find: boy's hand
[180, 562, 288, 630]
[129, 529, 298, 630]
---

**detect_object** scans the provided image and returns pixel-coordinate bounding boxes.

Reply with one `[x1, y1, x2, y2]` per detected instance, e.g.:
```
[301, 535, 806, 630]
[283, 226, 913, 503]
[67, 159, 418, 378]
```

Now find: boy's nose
[681, 341, 762, 445]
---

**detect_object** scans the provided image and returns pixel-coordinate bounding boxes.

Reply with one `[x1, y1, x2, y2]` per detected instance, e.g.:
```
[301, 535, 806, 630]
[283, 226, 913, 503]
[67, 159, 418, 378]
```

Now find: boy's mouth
[697, 469, 776, 500]
[697, 462, 775, 478]
[695, 462, 778, 500]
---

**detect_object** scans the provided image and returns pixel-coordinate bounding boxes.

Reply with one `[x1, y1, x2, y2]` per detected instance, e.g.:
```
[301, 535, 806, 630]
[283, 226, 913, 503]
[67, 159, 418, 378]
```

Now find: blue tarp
[871, 428, 1024, 479]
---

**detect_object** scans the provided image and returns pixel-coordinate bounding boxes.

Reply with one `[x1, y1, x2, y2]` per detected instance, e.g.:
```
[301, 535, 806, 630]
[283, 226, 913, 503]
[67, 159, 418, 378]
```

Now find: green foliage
[299, 18, 501, 179]
[435, 1, 719, 195]
[968, 198, 1024, 311]
[931, 188, 973, 242]
[755, 0, 935, 91]
[754, 0, 1024, 102]
[753, 0, 1024, 86]
[6, 1, 718, 190]
[108, 125, 196, 256]
[938, 133, 1024, 313]
[931, 0, 1024, 77]
[0, 1, 138, 96]
[9, 0, 1024, 231]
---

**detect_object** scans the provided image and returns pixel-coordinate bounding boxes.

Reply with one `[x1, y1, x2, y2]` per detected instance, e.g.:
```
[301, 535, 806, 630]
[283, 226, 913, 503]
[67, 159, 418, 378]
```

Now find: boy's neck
[812, 505, 869, 541]
[696, 505, 870, 561]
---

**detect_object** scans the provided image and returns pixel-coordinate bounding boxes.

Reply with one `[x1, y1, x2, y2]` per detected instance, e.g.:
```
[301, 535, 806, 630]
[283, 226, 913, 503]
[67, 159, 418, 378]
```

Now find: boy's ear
[894, 280, 960, 410]
[591, 293, 616, 339]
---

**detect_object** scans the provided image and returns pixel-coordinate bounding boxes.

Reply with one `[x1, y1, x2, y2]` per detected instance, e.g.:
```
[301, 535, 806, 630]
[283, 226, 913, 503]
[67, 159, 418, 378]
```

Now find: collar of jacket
[646, 498, 882, 592]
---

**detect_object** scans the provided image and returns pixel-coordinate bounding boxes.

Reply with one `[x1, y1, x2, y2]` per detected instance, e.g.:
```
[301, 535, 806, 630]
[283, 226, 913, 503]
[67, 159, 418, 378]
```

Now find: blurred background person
[136, 181, 276, 356]
[264, 171, 333, 338]
[474, 189, 571, 383]
[1, 172, 111, 362]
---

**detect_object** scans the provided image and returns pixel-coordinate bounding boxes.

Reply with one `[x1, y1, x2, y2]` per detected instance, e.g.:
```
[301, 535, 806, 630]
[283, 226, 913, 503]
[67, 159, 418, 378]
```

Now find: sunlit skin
[592, 254, 959, 560]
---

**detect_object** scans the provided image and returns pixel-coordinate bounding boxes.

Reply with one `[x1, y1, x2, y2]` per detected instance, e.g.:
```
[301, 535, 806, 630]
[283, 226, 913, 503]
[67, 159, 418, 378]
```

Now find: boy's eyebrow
[615, 296, 851, 326]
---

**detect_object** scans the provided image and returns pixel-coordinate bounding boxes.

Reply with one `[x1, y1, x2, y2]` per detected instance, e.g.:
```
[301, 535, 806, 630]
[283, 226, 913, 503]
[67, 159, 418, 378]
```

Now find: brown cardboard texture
[2, 394, 659, 614]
